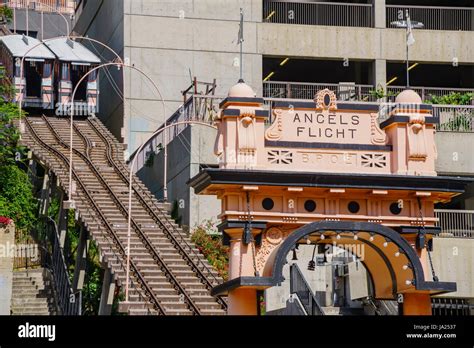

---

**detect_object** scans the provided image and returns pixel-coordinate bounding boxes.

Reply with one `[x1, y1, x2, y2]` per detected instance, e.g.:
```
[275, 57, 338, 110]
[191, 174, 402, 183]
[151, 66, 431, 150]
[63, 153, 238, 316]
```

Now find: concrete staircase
[11, 268, 57, 315]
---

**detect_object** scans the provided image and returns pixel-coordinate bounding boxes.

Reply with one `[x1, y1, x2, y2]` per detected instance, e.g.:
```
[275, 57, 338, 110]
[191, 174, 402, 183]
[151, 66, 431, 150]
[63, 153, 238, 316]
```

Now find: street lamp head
[411, 21, 425, 29]
[391, 20, 407, 28]
[391, 20, 424, 29]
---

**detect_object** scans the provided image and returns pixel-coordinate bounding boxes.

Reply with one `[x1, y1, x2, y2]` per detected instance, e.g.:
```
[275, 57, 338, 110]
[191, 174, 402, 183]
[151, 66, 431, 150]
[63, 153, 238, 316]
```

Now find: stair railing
[289, 263, 325, 316]
[43, 216, 81, 315]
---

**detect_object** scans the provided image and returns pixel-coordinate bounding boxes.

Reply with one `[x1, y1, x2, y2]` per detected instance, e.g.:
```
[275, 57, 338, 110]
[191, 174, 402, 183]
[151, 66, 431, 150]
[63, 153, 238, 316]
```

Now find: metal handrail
[43, 216, 80, 315]
[435, 209, 474, 239]
[263, 0, 374, 27]
[386, 4, 474, 31]
[290, 263, 325, 315]
[386, 4, 474, 12]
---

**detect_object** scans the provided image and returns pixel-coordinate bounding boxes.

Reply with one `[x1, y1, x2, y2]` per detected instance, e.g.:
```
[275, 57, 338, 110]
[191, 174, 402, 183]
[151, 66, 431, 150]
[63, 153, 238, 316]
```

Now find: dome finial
[395, 89, 422, 104]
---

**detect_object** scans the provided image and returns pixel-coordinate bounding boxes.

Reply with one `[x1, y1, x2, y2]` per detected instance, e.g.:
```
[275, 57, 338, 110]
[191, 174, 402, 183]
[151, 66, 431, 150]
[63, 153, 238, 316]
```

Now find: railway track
[21, 115, 227, 315]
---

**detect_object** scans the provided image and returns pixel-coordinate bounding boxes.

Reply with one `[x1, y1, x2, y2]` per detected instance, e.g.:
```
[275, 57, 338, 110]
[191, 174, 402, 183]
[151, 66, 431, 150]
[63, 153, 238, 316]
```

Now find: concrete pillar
[98, 267, 116, 315]
[227, 233, 260, 315]
[0, 222, 15, 315]
[373, 0, 386, 29]
[57, 193, 68, 249]
[72, 226, 89, 291]
[39, 171, 51, 216]
[374, 59, 387, 92]
[403, 293, 432, 315]
[228, 288, 258, 315]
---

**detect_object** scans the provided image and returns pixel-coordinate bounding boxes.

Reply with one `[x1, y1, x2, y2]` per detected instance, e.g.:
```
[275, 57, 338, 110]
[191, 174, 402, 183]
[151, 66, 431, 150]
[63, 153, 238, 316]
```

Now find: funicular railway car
[0, 35, 56, 109]
[44, 38, 101, 116]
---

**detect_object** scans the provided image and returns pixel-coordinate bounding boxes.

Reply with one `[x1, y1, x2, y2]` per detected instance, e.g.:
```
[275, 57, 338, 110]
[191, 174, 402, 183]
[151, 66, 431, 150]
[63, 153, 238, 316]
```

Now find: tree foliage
[0, 67, 35, 235]
[0, 165, 37, 233]
[426, 92, 473, 106]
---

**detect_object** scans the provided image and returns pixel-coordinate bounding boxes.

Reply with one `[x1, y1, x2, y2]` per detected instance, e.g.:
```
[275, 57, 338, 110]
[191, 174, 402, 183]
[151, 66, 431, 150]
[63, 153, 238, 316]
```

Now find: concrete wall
[9, 9, 73, 39]
[258, 24, 473, 64]
[436, 132, 474, 176]
[137, 125, 220, 229]
[73, 0, 125, 144]
[0, 223, 14, 315]
[122, 0, 263, 154]
[432, 237, 474, 299]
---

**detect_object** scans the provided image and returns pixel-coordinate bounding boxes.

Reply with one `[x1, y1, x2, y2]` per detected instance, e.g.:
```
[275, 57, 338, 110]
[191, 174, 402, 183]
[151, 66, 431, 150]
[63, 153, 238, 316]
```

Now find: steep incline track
[21, 115, 226, 315]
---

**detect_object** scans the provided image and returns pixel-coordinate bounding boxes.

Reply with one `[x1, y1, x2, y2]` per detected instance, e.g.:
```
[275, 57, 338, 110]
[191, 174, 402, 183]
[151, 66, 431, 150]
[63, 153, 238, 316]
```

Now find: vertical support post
[57, 192, 69, 249]
[373, 0, 386, 29]
[227, 231, 259, 315]
[26, 0, 29, 36]
[373, 59, 387, 98]
[41, 10, 44, 41]
[98, 266, 116, 315]
[39, 171, 51, 216]
[13, 6, 16, 33]
[72, 226, 88, 291]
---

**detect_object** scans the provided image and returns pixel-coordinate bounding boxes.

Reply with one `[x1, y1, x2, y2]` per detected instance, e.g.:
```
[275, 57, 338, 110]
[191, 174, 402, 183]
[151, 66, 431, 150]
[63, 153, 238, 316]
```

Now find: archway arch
[266, 221, 455, 299]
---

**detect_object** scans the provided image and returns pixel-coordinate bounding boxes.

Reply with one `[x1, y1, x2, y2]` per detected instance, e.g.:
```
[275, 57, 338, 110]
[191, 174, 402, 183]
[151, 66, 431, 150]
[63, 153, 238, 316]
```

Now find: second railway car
[0, 35, 101, 114]
[0, 35, 56, 109]
[44, 38, 101, 115]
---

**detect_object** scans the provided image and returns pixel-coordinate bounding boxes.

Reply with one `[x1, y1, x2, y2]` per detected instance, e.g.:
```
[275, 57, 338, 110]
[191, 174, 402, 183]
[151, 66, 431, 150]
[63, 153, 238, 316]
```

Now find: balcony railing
[263, 81, 377, 101]
[3, 0, 75, 14]
[263, 0, 373, 28]
[433, 105, 474, 133]
[387, 5, 474, 31]
[435, 209, 474, 239]
[386, 86, 474, 103]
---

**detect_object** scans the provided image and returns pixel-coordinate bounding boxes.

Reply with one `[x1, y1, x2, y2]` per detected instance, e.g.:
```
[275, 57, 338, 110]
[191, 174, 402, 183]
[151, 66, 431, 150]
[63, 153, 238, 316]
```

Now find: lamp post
[68, 62, 165, 206]
[68, 62, 168, 303]
[391, 10, 424, 88]
[34, 1, 71, 39]
[124, 120, 216, 302]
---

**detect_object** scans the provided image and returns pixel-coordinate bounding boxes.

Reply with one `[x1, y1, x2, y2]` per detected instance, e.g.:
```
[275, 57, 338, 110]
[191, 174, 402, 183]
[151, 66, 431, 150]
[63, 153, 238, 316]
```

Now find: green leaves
[191, 221, 229, 280]
[426, 92, 473, 106]
[0, 165, 37, 233]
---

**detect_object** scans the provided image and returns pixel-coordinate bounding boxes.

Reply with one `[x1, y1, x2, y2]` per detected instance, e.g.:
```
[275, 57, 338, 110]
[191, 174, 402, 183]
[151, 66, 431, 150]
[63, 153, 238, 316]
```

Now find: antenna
[238, 8, 244, 82]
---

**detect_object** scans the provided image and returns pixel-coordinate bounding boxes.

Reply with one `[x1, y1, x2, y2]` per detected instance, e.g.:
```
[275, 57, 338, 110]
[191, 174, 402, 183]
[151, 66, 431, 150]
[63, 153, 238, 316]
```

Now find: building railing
[3, 0, 75, 14]
[43, 217, 81, 315]
[386, 86, 474, 103]
[290, 263, 325, 315]
[13, 240, 43, 270]
[433, 105, 474, 133]
[264, 81, 377, 101]
[387, 5, 474, 31]
[435, 209, 474, 239]
[263, 0, 373, 28]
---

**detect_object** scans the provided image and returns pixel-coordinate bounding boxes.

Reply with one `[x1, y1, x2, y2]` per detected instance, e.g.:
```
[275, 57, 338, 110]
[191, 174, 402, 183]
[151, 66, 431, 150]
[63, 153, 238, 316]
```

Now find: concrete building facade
[72, 0, 474, 229]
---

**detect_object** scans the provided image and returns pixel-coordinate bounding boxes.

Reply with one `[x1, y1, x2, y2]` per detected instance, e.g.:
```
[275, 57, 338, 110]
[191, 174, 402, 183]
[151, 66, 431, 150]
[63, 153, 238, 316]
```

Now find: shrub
[191, 221, 229, 280]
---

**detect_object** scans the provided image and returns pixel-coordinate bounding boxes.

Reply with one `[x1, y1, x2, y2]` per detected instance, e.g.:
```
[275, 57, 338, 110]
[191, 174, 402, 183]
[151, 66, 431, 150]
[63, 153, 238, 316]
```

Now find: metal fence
[2, 0, 75, 14]
[13, 241, 42, 270]
[435, 209, 474, 239]
[386, 86, 474, 103]
[43, 217, 81, 315]
[263, 0, 373, 27]
[132, 94, 221, 172]
[264, 81, 377, 101]
[433, 105, 474, 132]
[387, 5, 474, 31]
